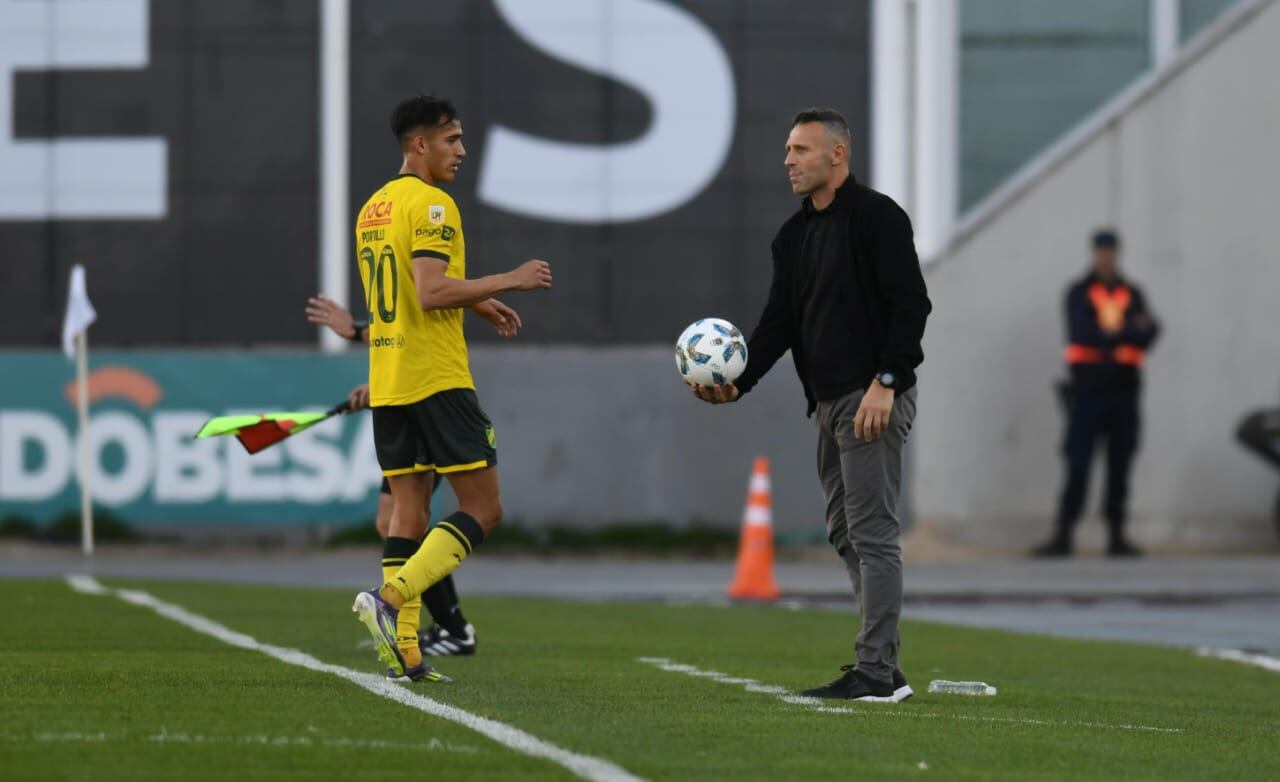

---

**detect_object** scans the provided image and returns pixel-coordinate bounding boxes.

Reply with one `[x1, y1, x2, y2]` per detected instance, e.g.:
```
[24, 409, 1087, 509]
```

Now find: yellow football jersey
[355, 174, 473, 406]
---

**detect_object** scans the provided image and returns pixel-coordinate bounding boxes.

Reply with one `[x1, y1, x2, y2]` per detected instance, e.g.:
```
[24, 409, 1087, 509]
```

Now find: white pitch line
[66, 573, 109, 595]
[637, 657, 1184, 734]
[1195, 646, 1280, 673]
[67, 576, 647, 782]
[635, 657, 788, 693]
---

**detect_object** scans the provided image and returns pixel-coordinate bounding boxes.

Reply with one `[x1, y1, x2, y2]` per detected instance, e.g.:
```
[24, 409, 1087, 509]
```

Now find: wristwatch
[348, 320, 368, 342]
[875, 371, 895, 389]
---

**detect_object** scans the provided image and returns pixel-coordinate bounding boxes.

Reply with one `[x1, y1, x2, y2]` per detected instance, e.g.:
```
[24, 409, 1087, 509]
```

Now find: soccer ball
[675, 318, 748, 387]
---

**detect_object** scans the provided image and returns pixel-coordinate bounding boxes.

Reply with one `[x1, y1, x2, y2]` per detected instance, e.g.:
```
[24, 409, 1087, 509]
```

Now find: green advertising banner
[0, 350, 416, 526]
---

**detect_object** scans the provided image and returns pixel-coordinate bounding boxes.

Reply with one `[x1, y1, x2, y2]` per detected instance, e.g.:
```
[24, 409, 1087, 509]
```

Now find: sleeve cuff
[412, 250, 450, 262]
[879, 364, 915, 390]
[734, 368, 759, 394]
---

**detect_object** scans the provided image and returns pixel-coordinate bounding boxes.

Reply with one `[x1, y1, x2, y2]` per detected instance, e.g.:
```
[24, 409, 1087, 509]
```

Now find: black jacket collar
[802, 175, 858, 217]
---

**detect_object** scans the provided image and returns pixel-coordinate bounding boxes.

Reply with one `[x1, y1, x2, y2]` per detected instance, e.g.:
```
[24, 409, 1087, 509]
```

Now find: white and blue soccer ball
[675, 318, 748, 387]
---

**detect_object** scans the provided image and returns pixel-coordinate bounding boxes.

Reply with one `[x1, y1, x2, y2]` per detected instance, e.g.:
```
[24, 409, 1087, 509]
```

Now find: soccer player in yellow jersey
[351, 94, 552, 681]
[307, 295, 485, 658]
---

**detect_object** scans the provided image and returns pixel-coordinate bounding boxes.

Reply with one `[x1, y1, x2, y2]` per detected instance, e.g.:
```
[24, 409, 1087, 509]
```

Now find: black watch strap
[348, 320, 368, 342]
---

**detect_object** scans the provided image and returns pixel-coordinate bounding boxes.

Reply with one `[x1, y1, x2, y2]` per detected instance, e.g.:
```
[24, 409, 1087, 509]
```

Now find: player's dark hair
[792, 108, 851, 146]
[390, 94, 458, 143]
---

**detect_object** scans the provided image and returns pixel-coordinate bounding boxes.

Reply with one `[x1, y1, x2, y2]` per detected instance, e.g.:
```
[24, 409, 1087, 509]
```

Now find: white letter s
[479, 0, 735, 224]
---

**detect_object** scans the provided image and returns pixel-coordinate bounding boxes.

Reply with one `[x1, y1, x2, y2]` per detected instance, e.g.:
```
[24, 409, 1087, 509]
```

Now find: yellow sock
[382, 560, 423, 668]
[380, 536, 426, 666]
[382, 512, 486, 605]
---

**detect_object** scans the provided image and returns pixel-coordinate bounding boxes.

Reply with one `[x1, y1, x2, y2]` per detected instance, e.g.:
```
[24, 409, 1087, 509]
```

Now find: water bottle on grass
[928, 680, 997, 696]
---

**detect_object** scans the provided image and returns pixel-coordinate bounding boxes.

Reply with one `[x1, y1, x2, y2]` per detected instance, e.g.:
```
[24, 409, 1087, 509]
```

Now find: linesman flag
[195, 401, 351, 454]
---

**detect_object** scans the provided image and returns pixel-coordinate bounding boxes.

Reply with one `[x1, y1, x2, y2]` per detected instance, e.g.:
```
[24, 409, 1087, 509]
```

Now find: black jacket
[735, 177, 932, 415]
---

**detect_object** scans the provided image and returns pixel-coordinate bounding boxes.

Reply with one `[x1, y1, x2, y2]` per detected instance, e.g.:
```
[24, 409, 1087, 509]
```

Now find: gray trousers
[815, 386, 916, 683]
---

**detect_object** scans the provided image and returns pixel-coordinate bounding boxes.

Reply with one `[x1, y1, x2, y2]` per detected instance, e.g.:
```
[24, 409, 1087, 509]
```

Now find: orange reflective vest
[1064, 283, 1146, 367]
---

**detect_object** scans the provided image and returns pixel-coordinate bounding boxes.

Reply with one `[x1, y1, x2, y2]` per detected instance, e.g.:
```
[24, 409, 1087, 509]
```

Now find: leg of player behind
[350, 93, 551, 680]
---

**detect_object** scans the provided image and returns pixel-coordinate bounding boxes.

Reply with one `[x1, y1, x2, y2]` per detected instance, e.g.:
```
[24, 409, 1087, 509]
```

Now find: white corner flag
[62, 264, 97, 556]
[62, 265, 97, 358]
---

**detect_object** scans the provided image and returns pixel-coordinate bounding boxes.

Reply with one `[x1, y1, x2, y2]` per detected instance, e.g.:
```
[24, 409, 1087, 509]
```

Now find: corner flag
[62, 265, 97, 359]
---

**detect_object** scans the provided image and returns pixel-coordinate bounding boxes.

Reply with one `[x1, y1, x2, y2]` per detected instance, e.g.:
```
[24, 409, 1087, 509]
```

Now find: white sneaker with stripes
[419, 623, 477, 657]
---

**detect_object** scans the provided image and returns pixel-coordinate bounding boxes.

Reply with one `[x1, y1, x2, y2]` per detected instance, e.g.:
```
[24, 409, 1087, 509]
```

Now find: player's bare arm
[413, 257, 551, 311]
[346, 383, 371, 411]
[307, 294, 365, 341]
[308, 292, 520, 340]
[471, 298, 522, 338]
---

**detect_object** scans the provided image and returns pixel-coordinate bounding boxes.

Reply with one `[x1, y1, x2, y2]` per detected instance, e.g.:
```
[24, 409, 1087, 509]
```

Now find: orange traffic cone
[728, 456, 780, 600]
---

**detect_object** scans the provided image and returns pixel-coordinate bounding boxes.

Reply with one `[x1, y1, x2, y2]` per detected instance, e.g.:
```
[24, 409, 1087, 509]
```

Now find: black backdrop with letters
[1, 1, 869, 347]
[0, 0, 320, 347]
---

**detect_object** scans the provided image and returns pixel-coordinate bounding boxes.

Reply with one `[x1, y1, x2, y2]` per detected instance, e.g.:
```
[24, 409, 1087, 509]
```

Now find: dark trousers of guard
[1053, 389, 1140, 549]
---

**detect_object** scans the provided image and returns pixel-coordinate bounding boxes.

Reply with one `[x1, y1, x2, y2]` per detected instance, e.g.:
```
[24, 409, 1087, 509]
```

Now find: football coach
[691, 108, 932, 702]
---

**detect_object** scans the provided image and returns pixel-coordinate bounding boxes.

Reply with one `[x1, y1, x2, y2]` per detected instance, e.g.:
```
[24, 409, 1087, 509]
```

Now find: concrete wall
[469, 346, 827, 536]
[917, 0, 1280, 546]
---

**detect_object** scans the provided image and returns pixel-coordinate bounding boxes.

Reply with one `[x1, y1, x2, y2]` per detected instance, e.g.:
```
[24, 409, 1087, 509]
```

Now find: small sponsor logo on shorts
[485, 426, 496, 448]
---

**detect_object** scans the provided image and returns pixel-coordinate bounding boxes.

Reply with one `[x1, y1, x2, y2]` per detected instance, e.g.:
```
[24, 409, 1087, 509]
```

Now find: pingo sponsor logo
[0, 365, 381, 507]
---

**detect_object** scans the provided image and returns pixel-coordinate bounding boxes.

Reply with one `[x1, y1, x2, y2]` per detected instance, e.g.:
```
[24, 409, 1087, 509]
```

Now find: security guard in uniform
[1035, 230, 1159, 558]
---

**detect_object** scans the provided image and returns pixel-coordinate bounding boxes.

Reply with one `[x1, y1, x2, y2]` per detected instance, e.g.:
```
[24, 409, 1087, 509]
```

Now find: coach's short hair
[792, 108, 851, 146]
[390, 94, 458, 143]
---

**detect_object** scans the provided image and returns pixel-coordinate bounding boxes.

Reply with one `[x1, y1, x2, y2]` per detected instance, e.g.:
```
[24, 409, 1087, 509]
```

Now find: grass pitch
[2, 578, 1277, 781]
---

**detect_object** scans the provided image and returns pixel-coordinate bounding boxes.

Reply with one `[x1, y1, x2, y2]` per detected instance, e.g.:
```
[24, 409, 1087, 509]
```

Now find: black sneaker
[1107, 538, 1143, 558]
[1031, 537, 1072, 558]
[419, 623, 477, 657]
[800, 665, 897, 702]
[892, 669, 913, 701]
